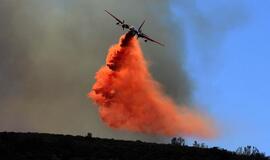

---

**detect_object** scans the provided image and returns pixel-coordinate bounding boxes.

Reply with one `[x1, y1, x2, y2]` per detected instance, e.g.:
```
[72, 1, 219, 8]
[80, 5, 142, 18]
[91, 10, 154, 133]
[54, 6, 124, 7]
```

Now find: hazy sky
[171, 0, 270, 155]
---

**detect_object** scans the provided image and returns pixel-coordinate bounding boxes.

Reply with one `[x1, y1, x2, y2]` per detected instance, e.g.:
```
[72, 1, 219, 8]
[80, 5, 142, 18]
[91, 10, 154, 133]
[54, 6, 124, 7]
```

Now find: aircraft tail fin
[138, 20, 145, 32]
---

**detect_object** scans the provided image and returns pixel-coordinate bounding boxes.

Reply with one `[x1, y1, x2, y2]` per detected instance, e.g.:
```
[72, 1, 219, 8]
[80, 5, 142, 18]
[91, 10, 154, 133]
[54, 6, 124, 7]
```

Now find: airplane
[105, 10, 165, 47]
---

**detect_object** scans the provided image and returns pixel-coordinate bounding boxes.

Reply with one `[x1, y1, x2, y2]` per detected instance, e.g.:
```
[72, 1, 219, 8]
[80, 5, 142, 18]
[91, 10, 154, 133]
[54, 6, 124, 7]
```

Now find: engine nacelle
[116, 22, 119, 25]
[144, 39, 148, 42]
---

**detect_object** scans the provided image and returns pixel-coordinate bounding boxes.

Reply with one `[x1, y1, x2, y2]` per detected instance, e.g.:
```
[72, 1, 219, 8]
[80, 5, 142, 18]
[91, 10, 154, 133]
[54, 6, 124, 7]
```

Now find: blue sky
[171, 0, 270, 155]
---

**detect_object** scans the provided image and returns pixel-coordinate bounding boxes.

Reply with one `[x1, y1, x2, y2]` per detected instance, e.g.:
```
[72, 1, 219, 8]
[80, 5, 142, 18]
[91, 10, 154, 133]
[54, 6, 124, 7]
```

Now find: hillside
[0, 132, 268, 160]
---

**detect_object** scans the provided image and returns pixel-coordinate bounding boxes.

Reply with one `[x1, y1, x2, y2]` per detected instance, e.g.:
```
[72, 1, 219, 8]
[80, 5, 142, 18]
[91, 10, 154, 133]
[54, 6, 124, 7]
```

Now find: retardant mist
[89, 34, 216, 138]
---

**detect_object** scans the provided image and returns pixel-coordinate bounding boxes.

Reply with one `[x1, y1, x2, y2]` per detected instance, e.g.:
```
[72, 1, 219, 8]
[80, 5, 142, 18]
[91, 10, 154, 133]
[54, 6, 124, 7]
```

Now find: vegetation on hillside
[0, 132, 268, 160]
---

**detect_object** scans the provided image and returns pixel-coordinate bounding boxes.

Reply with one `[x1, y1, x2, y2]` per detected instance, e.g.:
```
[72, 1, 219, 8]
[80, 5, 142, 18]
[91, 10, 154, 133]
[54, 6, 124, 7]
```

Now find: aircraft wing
[105, 10, 123, 24]
[141, 33, 165, 46]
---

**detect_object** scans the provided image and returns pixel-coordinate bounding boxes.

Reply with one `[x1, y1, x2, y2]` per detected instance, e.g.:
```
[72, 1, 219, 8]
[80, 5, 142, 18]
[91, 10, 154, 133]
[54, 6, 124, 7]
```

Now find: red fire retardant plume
[89, 34, 216, 138]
